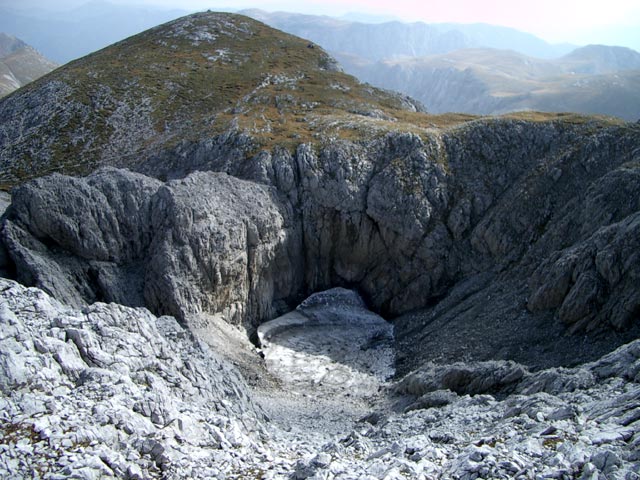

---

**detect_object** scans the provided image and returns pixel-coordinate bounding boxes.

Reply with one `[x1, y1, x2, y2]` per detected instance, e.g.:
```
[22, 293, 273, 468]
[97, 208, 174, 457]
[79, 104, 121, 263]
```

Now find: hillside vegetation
[0, 12, 441, 188]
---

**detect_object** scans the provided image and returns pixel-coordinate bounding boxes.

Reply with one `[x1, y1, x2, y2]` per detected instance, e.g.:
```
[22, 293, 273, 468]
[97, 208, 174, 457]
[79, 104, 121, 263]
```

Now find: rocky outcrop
[2, 168, 162, 309]
[1, 167, 302, 335]
[2, 119, 640, 366]
[145, 170, 302, 328]
[396, 361, 526, 397]
[0, 278, 265, 479]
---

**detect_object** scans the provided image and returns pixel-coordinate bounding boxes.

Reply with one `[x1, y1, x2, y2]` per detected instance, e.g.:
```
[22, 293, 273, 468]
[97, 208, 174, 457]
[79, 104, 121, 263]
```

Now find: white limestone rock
[0, 278, 264, 480]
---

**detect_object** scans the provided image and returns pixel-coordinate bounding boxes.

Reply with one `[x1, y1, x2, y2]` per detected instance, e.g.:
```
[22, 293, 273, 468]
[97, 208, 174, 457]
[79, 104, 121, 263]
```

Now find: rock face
[1, 167, 302, 335]
[2, 168, 162, 308]
[3, 117, 640, 369]
[3, 16, 635, 364]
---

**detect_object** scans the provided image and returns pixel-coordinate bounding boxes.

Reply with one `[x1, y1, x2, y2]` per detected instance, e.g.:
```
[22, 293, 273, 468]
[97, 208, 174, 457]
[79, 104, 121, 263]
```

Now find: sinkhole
[256, 287, 395, 398]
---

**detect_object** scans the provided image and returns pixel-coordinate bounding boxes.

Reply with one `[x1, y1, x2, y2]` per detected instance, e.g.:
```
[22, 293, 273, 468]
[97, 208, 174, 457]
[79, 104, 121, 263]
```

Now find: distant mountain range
[244, 10, 640, 121]
[241, 9, 576, 60]
[343, 45, 640, 120]
[0, 33, 57, 97]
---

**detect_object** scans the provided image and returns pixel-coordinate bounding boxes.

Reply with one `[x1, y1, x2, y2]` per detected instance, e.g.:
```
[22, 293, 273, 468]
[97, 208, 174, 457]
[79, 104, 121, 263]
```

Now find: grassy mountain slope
[0, 12, 629, 190]
[562, 44, 640, 74]
[0, 12, 478, 189]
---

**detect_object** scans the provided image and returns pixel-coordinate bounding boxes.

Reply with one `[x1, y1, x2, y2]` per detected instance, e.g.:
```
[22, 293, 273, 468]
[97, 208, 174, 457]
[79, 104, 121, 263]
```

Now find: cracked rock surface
[0, 278, 267, 479]
[1, 279, 639, 479]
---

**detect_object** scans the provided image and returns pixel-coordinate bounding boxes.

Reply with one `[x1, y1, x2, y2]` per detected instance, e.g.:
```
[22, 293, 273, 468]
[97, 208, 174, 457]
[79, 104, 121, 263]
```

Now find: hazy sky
[130, 0, 640, 48]
[5, 0, 640, 50]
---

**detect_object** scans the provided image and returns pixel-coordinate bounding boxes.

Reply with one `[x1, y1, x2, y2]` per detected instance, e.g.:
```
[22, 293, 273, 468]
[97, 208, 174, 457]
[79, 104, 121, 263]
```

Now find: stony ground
[254, 290, 640, 480]
[1, 280, 639, 479]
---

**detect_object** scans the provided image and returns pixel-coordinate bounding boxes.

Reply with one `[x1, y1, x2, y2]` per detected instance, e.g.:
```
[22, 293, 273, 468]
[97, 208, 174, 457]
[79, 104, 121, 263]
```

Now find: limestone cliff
[3, 117, 639, 372]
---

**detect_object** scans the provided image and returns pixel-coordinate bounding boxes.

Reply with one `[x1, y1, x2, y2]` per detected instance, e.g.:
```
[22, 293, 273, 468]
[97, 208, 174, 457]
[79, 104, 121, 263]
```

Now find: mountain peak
[0, 33, 57, 98]
[0, 33, 27, 57]
[0, 12, 429, 188]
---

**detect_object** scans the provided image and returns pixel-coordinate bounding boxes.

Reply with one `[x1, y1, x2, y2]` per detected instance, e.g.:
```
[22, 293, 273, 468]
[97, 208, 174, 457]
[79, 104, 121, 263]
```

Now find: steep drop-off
[0, 13, 639, 372]
[3, 123, 640, 372]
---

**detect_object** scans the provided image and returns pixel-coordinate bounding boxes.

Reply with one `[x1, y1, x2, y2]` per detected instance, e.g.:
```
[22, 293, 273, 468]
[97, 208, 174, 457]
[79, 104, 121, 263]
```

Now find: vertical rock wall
[1, 120, 639, 347]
